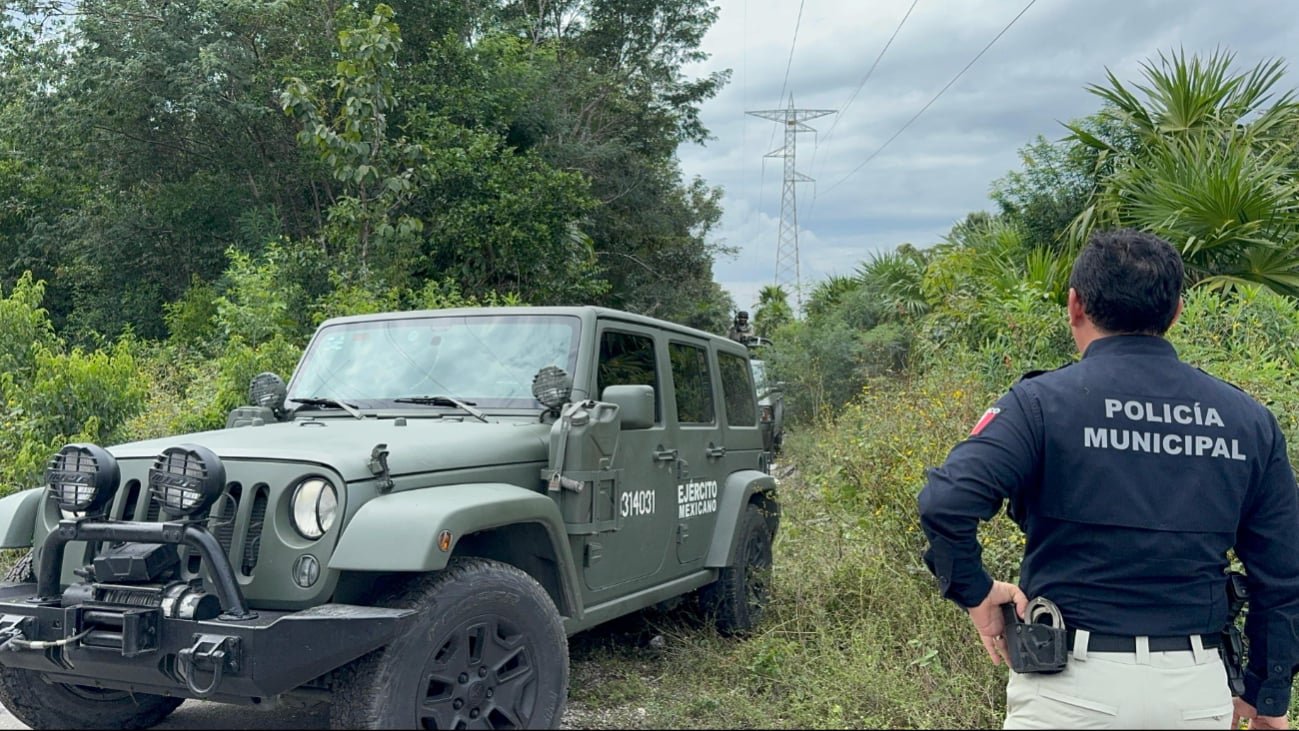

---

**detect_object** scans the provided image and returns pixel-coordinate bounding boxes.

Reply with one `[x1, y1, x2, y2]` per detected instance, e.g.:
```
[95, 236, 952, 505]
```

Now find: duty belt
[1066, 631, 1221, 653]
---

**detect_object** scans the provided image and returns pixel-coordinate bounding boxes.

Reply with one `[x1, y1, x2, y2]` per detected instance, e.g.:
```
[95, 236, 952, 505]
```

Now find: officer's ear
[1067, 288, 1087, 328]
[1169, 298, 1184, 328]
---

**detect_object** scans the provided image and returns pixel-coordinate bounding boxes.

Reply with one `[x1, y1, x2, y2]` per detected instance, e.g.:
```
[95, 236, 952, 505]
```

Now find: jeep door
[666, 337, 725, 565]
[716, 347, 765, 474]
[578, 323, 678, 594]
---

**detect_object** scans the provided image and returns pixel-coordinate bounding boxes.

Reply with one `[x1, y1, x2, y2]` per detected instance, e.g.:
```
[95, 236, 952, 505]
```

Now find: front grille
[104, 477, 273, 581]
[241, 487, 268, 575]
[210, 484, 241, 554]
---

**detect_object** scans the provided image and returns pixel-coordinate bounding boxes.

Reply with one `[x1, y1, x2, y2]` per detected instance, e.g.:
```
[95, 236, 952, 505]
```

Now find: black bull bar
[0, 519, 416, 702]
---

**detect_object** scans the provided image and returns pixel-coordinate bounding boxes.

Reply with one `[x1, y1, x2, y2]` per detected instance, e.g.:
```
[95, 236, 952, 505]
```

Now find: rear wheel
[331, 557, 568, 729]
[702, 503, 774, 635]
[0, 552, 182, 729]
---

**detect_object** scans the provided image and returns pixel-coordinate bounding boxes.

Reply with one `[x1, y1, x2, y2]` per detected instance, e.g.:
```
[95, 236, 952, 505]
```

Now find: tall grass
[568, 287, 1299, 729]
[568, 364, 1020, 729]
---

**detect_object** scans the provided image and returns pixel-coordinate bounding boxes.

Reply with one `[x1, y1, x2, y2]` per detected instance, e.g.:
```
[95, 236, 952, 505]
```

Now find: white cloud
[677, 0, 1299, 310]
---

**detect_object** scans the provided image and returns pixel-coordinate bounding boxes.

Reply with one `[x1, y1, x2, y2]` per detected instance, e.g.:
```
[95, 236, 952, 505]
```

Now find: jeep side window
[718, 351, 757, 426]
[598, 330, 660, 422]
[668, 342, 715, 424]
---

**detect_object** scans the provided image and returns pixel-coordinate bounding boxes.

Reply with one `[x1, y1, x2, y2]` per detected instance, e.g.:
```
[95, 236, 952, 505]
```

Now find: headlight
[148, 444, 226, 516]
[291, 477, 338, 540]
[47, 443, 119, 515]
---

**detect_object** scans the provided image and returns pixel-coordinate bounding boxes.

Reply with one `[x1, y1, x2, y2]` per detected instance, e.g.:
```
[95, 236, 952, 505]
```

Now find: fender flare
[329, 483, 580, 610]
[704, 470, 779, 567]
[0, 488, 43, 549]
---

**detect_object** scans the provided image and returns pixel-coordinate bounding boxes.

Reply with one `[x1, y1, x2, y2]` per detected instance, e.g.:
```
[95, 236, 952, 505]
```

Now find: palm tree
[857, 247, 931, 319]
[1066, 48, 1299, 297]
[804, 274, 862, 322]
[752, 284, 793, 337]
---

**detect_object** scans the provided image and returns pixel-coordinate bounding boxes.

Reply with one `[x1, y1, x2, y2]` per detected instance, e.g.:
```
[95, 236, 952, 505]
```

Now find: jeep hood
[108, 417, 550, 482]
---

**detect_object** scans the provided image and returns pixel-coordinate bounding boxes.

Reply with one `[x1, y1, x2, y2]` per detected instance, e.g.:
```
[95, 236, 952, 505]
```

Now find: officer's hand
[966, 580, 1028, 668]
[1234, 697, 1289, 729]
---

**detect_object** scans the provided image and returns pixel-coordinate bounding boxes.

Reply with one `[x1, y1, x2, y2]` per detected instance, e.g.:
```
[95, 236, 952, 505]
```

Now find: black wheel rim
[743, 525, 773, 621]
[415, 614, 538, 729]
[58, 684, 132, 703]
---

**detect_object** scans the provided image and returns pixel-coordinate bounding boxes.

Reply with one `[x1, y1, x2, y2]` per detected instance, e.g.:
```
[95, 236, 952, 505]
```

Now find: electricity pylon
[746, 97, 834, 312]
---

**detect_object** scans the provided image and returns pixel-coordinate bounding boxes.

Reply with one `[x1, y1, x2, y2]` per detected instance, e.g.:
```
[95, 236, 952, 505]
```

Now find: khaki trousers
[1003, 631, 1233, 729]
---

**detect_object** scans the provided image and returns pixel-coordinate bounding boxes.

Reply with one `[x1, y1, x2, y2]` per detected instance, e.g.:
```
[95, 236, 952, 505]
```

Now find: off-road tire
[331, 557, 568, 729]
[0, 671, 183, 730]
[702, 503, 774, 635]
[0, 551, 183, 730]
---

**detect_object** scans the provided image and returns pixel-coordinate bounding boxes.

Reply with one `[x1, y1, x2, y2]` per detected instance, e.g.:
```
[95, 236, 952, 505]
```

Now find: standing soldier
[918, 228, 1299, 729]
[727, 310, 755, 343]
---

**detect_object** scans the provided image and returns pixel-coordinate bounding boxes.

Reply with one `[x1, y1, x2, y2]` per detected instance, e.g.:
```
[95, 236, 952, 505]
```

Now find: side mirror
[602, 385, 654, 430]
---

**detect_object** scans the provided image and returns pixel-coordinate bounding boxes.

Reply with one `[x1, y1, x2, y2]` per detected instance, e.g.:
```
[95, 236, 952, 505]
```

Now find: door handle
[653, 448, 678, 462]
[705, 445, 726, 459]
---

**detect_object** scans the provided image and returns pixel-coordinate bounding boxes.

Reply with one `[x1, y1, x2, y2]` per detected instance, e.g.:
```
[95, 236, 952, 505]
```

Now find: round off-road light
[531, 365, 573, 409]
[148, 444, 226, 516]
[46, 443, 120, 515]
[290, 477, 338, 540]
[249, 372, 287, 413]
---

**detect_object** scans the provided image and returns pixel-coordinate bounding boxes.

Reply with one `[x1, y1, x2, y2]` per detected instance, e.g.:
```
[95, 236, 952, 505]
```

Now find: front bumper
[0, 519, 416, 703]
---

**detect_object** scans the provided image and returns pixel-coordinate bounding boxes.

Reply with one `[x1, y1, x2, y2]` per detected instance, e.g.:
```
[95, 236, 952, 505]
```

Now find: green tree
[804, 274, 863, 323]
[281, 4, 423, 280]
[0, 0, 340, 338]
[2, 0, 735, 337]
[753, 284, 793, 337]
[989, 114, 1135, 252]
[503, 0, 733, 322]
[1066, 49, 1299, 297]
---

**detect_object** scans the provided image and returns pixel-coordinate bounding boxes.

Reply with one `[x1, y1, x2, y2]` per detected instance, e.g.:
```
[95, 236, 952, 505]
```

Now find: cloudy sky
[676, 0, 1299, 313]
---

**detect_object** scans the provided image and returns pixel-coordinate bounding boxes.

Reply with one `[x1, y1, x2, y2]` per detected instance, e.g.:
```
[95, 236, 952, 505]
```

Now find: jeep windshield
[288, 313, 582, 412]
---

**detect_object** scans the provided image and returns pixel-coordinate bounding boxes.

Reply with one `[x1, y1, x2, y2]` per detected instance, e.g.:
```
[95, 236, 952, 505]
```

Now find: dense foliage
[0, 0, 734, 342]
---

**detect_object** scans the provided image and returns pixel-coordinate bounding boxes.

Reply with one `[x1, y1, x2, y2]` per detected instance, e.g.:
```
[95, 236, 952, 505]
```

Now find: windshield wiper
[289, 396, 363, 420]
[393, 395, 490, 423]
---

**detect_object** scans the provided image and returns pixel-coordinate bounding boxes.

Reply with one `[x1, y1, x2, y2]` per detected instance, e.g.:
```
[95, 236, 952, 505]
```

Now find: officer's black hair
[1069, 228, 1183, 335]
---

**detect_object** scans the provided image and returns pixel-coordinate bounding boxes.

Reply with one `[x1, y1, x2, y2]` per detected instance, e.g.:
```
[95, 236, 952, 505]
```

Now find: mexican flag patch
[970, 407, 1001, 436]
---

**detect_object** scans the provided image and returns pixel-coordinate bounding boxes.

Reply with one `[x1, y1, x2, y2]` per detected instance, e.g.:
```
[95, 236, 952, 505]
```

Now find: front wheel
[0, 672, 183, 730]
[331, 558, 568, 729]
[702, 503, 775, 635]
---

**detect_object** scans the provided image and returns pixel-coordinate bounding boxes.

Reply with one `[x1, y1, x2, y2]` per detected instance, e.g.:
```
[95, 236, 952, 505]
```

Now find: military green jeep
[0, 306, 778, 729]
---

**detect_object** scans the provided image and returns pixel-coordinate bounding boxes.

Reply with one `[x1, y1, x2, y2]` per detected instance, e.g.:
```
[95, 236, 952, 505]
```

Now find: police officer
[727, 310, 755, 343]
[917, 228, 1299, 729]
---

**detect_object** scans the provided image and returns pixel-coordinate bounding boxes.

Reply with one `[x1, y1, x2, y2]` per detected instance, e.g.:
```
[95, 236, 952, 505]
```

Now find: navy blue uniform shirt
[918, 335, 1299, 716]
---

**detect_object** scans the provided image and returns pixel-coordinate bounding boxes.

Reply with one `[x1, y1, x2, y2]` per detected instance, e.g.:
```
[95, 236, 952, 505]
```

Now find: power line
[819, 0, 1039, 198]
[777, 0, 807, 119]
[808, 0, 921, 222]
[822, 0, 921, 144]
